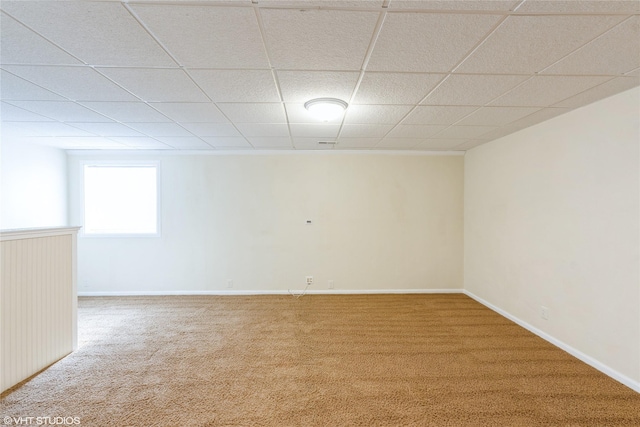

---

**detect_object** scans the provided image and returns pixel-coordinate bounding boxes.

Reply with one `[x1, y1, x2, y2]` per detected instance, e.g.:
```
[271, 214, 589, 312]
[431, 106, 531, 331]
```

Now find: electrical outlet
[227, 279, 233, 288]
[306, 276, 313, 285]
[540, 306, 549, 320]
[328, 280, 334, 289]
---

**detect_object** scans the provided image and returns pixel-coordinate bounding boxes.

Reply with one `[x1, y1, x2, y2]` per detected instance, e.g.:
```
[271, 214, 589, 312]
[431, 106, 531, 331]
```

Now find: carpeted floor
[1, 294, 639, 426]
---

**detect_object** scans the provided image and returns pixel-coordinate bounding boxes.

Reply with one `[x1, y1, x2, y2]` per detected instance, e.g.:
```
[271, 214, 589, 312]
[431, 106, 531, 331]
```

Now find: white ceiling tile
[344, 105, 413, 124]
[260, 8, 379, 70]
[340, 124, 395, 138]
[149, 102, 228, 123]
[455, 106, 541, 126]
[130, 5, 269, 68]
[0, 12, 81, 65]
[502, 108, 569, 129]
[155, 136, 214, 149]
[490, 75, 612, 107]
[433, 125, 499, 139]
[1, 2, 176, 66]
[177, 123, 241, 137]
[457, 15, 627, 74]
[334, 138, 381, 149]
[189, 70, 279, 102]
[126, 122, 194, 137]
[1, 121, 96, 138]
[7, 101, 112, 122]
[200, 136, 252, 148]
[552, 76, 640, 108]
[108, 137, 172, 149]
[402, 106, 478, 125]
[3, 66, 138, 101]
[290, 124, 340, 138]
[543, 17, 640, 76]
[1, 102, 54, 122]
[285, 103, 343, 124]
[236, 123, 290, 137]
[260, 0, 383, 7]
[389, 1, 519, 10]
[626, 68, 640, 77]
[292, 137, 336, 145]
[277, 71, 359, 103]
[353, 72, 444, 104]
[217, 103, 286, 123]
[473, 126, 520, 141]
[516, 0, 640, 13]
[11, 136, 128, 149]
[452, 139, 490, 151]
[422, 74, 529, 106]
[68, 122, 144, 137]
[413, 139, 476, 150]
[79, 102, 170, 122]
[385, 124, 447, 138]
[98, 68, 208, 102]
[367, 13, 502, 72]
[0, 70, 66, 101]
[292, 141, 335, 150]
[246, 136, 293, 148]
[375, 138, 422, 149]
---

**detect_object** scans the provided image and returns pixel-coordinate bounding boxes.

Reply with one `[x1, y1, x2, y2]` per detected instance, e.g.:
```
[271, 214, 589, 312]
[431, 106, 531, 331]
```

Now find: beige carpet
[1, 294, 639, 426]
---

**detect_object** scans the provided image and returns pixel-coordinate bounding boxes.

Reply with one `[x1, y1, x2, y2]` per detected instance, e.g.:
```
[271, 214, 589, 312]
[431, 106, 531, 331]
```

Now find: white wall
[68, 153, 464, 294]
[0, 139, 68, 229]
[464, 87, 640, 386]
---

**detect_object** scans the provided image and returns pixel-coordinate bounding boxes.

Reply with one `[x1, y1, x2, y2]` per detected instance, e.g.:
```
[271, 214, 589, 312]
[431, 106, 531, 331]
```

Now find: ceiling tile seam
[253, 3, 292, 149]
[370, 13, 512, 150]
[121, 3, 181, 68]
[537, 14, 637, 76]
[548, 76, 623, 107]
[510, 0, 528, 13]
[0, 67, 82, 103]
[336, 10, 388, 144]
[624, 66, 640, 75]
[0, 10, 88, 66]
[1, 100, 75, 124]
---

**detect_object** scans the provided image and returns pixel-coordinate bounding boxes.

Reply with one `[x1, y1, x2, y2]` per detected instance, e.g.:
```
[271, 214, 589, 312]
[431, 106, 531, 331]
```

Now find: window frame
[80, 160, 162, 238]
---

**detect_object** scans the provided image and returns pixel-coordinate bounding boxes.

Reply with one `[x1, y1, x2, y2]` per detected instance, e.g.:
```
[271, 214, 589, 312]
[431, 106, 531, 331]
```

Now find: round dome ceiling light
[304, 98, 348, 122]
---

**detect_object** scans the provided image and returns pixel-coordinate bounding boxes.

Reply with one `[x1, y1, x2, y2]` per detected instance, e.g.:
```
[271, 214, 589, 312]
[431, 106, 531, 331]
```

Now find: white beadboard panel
[1, 227, 80, 394]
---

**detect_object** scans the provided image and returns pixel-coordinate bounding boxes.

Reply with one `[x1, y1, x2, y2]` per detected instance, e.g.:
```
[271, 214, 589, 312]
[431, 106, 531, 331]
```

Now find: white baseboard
[463, 290, 640, 394]
[78, 288, 464, 297]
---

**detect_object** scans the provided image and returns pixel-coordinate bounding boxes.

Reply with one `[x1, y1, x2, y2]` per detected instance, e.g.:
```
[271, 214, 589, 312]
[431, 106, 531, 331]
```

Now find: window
[83, 163, 159, 236]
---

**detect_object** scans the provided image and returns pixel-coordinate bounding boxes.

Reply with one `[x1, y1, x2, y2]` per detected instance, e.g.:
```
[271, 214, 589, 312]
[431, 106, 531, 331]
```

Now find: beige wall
[464, 87, 640, 384]
[69, 153, 464, 293]
[0, 139, 68, 229]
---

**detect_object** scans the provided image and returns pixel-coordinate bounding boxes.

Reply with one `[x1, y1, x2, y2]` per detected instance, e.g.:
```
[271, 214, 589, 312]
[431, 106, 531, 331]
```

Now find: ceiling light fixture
[304, 98, 348, 122]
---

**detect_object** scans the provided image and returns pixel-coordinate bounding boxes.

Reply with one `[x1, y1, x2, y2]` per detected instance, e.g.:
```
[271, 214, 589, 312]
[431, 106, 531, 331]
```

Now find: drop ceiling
[1, 0, 638, 151]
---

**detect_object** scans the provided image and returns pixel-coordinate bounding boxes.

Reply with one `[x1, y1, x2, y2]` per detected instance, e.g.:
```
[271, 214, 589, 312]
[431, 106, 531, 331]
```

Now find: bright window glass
[84, 165, 158, 235]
